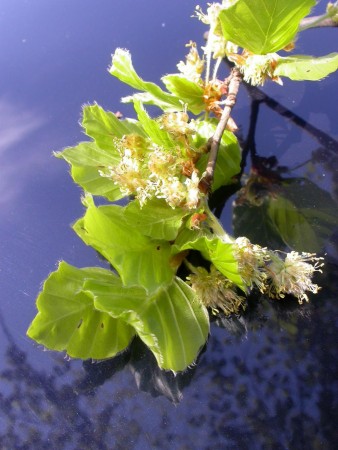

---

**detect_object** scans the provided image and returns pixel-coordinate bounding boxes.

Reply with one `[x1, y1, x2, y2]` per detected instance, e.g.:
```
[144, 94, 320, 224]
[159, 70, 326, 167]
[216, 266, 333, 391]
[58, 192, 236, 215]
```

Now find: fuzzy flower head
[154, 169, 201, 210]
[266, 251, 324, 304]
[148, 149, 176, 178]
[187, 265, 246, 315]
[99, 145, 148, 200]
[327, 2, 338, 23]
[177, 41, 205, 83]
[229, 52, 282, 86]
[158, 111, 196, 137]
[184, 170, 201, 209]
[195, 2, 238, 59]
[121, 134, 148, 158]
[155, 175, 187, 208]
[195, 2, 237, 34]
[233, 237, 269, 292]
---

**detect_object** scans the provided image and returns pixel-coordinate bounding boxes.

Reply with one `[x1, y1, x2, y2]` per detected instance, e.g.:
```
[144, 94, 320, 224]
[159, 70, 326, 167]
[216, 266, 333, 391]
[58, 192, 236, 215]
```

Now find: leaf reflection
[233, 172, 338, 252]
[228, 80, 338, 253]
[1, 258, 337, 449]
[77, 337, 200, 404]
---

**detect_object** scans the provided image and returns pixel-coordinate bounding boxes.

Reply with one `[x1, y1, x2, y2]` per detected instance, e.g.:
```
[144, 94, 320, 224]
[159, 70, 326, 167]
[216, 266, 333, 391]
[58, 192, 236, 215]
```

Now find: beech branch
[299, 15, 338, 31]
[200, 67, 242, 193]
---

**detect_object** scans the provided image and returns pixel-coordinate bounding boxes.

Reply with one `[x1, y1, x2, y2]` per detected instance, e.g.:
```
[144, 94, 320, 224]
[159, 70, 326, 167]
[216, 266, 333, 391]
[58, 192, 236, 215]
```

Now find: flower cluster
[232, 236, 268, 292]
[187, 238, 324, 316]
[327, 2, 338, 23]
[187, 265, 246, 315]
[177, 42, 205, 84]
[158, 111, 196, 137]
[99, 131, 203, 210]
[234, 240, 324, 305]
[265, 251, 324, 304]
[195, 2, 238, 60]
[229, 52, 282, 86]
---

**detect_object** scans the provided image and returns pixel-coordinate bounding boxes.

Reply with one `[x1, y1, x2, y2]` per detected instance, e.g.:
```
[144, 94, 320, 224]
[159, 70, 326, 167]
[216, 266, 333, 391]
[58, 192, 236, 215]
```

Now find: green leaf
[274, 53, 338, 81]
[73, 200, 175, 294]
[174, 235, 245, 291]
[82, 103, 139, 150]
[27, 261, 135, 359]
[161, 74, 205, 114]
[123, 198, 188, 241]
[194, 120, 241, 190]
[110, 48, 182, 111]
[56, 141, 124, 201]
[219, 0, 315, 54]
[133, 101, 175, 148]
[71, 165, 123, 200]
[57, 141, 119, 167]
[92, 277, 209, 372]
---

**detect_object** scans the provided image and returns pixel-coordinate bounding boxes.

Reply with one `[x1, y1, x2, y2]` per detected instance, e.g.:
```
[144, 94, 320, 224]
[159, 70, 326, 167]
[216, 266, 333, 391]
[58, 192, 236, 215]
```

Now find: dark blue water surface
[0, 1, 337, 449]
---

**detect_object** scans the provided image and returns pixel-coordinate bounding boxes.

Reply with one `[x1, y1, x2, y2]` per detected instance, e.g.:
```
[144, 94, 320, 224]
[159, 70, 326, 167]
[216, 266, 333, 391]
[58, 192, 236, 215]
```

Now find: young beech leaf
[123, 198, 188, 241]
[173, 235, 245, 291]
[194, 120, 241, 190]
[133, 100, 175, 149]
[161, 74, 205, 115]
[91, 276, 210, 372]
[274, 53, 338, 81]
[81, 103, 146, 149]
[56, 141, 124, 201]
[219, 0, 315, 55]
[110, 48, 182, 111]
[73, 201, 175, 294]
[57, 141, 119, 167]
[27, 261, 135, 359]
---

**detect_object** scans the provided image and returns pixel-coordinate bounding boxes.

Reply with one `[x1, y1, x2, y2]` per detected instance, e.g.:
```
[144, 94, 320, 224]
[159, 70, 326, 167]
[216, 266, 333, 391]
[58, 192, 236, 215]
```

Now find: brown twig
[200, 67, 242, 193]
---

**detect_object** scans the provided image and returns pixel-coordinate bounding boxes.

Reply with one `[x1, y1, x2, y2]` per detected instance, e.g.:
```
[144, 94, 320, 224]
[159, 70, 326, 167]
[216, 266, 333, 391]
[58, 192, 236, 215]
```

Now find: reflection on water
[1, 79, 337, 450]
[0, 99, 44, 151]
[0, 98, 45, 206]
[1, 261, 337, 448]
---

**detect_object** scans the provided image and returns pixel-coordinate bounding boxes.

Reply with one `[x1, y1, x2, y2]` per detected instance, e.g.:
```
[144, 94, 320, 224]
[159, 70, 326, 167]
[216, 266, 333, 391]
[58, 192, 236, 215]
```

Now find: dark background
[0, 1, 337, 448]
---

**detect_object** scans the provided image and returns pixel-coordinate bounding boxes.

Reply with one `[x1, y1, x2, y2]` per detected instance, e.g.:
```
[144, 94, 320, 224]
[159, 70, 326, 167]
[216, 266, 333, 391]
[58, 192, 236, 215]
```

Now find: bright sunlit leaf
[174, 235, 245, 291]
[56, 141, 124, 201]
[27, 261, 135, 359]
[73, 200, 175, 294]
[274, 53, 338, 81]
[123, 198, 188, 241]
[92, 277, 209, 372]
[133, 100, 175, 148]
[161, 74, 205, 114]
[82, 103, 141, 149]
[219, 0, 315, 54]
[110, 48, 182, 111]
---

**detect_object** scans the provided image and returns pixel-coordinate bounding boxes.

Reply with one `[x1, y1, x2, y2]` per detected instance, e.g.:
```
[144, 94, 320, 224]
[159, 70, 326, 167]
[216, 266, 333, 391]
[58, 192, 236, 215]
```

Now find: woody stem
[200, 67, 242, 193]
